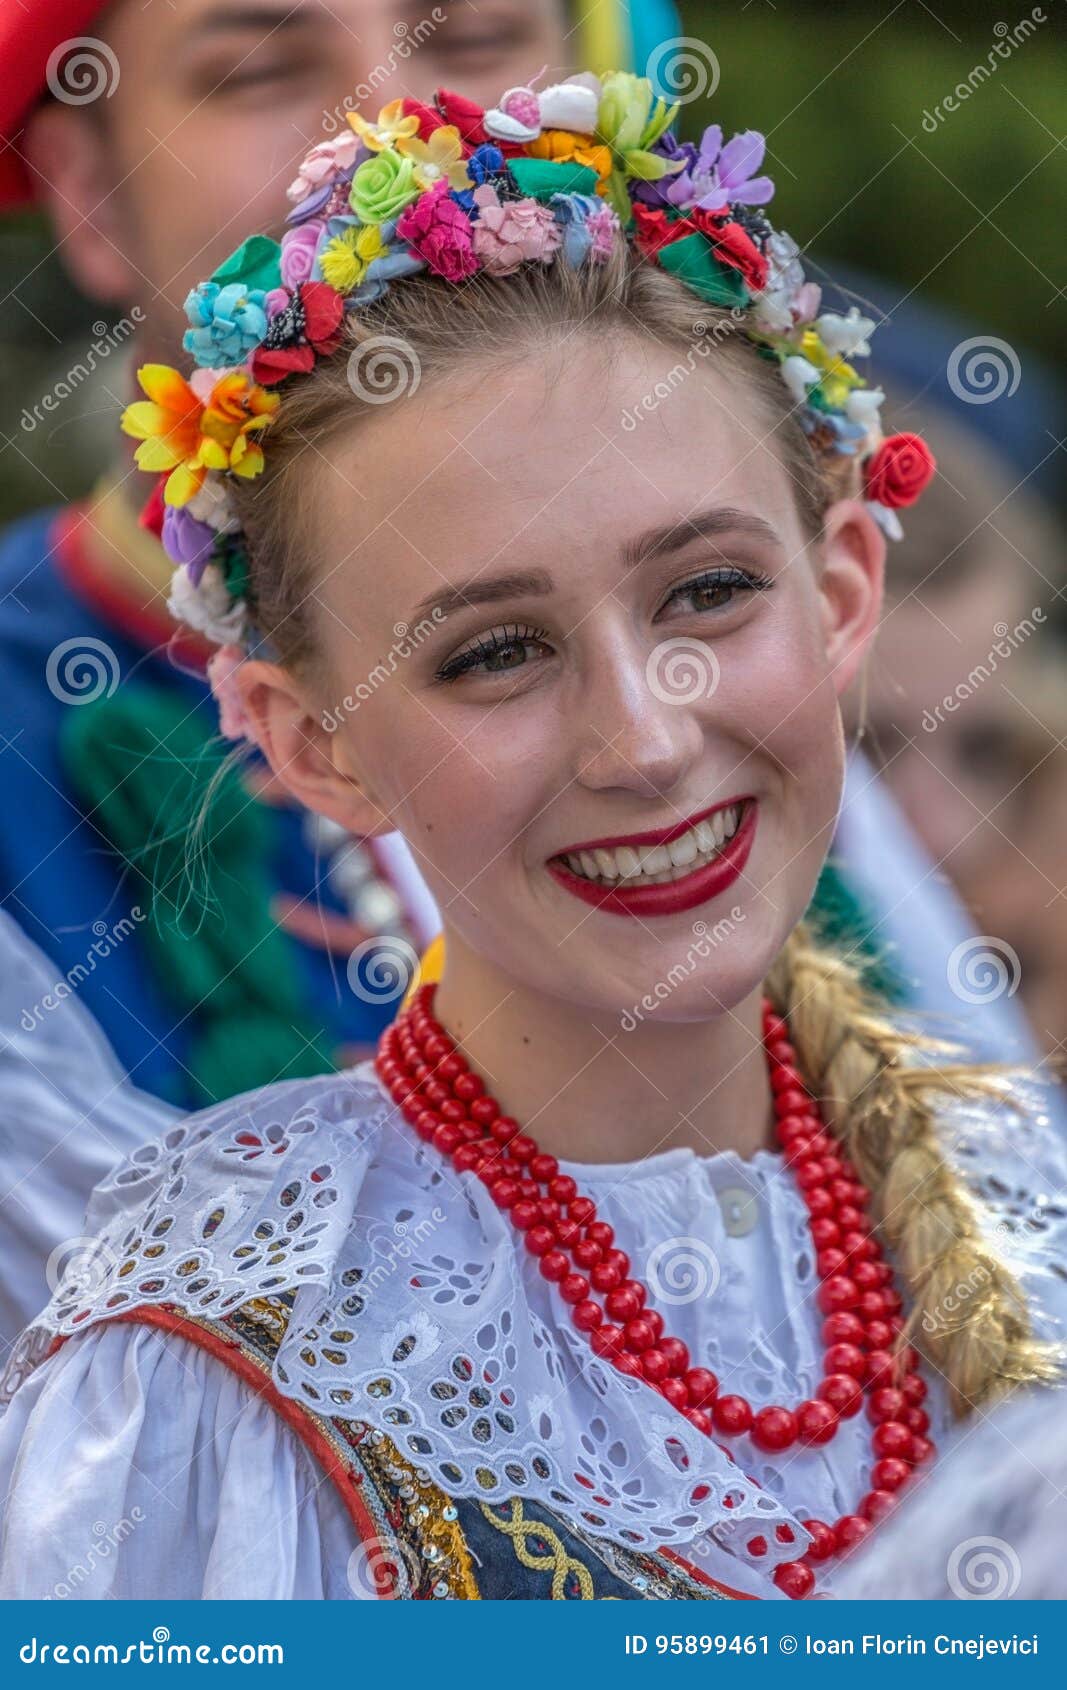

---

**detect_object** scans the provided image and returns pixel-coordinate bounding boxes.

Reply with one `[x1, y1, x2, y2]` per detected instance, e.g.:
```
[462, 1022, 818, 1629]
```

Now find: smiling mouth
[549, 799, 751, 888]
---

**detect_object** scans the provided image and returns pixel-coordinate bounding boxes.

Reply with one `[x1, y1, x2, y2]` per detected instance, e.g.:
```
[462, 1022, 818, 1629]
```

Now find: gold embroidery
[479, 1499, 596, 1599]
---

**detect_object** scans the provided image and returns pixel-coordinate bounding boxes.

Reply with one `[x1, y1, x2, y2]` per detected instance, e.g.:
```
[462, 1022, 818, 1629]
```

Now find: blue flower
[182, 281, 270, 368]
[549, 192, 602, 266]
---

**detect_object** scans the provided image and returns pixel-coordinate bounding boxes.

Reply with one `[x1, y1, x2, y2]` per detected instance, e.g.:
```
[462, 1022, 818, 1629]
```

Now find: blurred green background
[1, 0, 1063, 523]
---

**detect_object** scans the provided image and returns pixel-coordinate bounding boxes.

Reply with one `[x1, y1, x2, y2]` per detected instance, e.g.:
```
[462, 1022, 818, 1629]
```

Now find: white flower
[168, 562, 248, 646]
[186, 477, 239, 535]
[865, 499, 904, 542]
[539, 79, 600, 133]
[752, 230, 808, 333]
[781, 354, 820, 406]
[816, 307, 877, 360]
[846, 386, 885, 426]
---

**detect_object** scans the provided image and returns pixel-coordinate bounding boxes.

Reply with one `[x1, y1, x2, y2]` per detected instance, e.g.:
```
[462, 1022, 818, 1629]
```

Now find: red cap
[0, 1, 113, 208]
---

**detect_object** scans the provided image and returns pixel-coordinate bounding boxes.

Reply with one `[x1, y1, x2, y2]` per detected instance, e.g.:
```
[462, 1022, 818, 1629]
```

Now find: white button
[717, 1184, 758, 1237]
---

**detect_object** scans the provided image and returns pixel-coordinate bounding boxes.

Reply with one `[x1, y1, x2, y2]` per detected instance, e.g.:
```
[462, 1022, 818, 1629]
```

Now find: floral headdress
[122, 69, 936, 733]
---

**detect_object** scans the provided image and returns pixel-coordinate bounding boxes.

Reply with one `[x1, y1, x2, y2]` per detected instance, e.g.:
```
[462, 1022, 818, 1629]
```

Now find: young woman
[0, 69, 1061, 1603]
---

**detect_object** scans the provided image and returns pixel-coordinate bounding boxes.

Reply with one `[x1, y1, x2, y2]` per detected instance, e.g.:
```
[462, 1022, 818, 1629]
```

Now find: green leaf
[655, 233, 751, 308]
[212, 235, 283, 295]
[507, 158, 600, 202]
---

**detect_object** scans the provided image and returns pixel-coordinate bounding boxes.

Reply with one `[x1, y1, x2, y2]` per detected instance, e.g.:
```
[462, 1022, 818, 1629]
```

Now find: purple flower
[162, 506, 216, 584]
[642, 125, 776, 215]
[630, 133, 699, 210]
[279, 219, 325, 289]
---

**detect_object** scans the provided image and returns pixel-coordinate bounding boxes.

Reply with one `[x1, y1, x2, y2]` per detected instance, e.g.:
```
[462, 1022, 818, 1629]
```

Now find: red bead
[801, 1519, 836, 1563]
[548, 1175, 578, 1204]
[604, 1249, 630, 1277]
[905, 1407, 930, 1435]
[795, 1160, 827, 1191]
[824, 1342, 866, 1380]
[658, 1337, 690, 1376]
[527, 1153, 556, 1183]
[491, 1115, 519, 1143]
[834, 1515, 871, 1553]
[589, 1324, 624, 1357]
[684, 1368, 719, 1408]
[871, 1421, 912, 1460]
[816, 1276, 858, 1315]
[910, 1435, 936, 1465]
[536, 1198, 561, 1224]
[660, 1377, 689, 1411]
[605, 1284, 641, 1323]
[586, 1220, 614, 1249]
[452, 1072, 484, 1102]
[767, 1038, 795, 1064]
[644, 1310, 665, 1340]
[822, 1312, 865, 1347]
[851, 1261, 882, 1291]
[763, 1010, 788, 1043]
[415, 1109, 441, 1140]
[590, 1262, 623, 1293]
[796, 1400, 838, 1445]
[835, 1205, 864, 1232]
[614, 1351, 643, 1377]
[713, 1395, 753, 1435]
[470, 1095, 499, 1126]
[508, 1134, 537, 1165]
[538, 1250, 569, 1282]
[432, 1122, 463, 1154]
[641, 1349, 671, 1384]
[572, 1239, 602, 1271]
[776, 1087, 810, 1115]
[559, 1273, 590, 1305]
[867, 1387, 905, 1425]
[623, 1315, 658, 1353]
[816, 1248, 847, 1278]
[751, 1407, 798, 1452]
[572, 1300, 603, 1333]
[861, 1488, 898, 1523]
[770, 1064, 801, 1094]
[453, 1144, 483, 1172]
[684, 1407, 712, 1435]
[855, 1291, 886, 1322]
[865, 1349, 897, 1387]
[524, 1223, 556, 1256]
[817, 1374, 862, 1418]
[810, 1217, 841, 1250]
[423, 1079, 451, 1107]
[568, 1197, 596, 1226]
[871, 1457, 912, 1492]
[864, 1319, 893, 1350]
[804, 1188, 834, 1218]
[902, 1373, 927, 1405]
[774, 1561, 815, 1600]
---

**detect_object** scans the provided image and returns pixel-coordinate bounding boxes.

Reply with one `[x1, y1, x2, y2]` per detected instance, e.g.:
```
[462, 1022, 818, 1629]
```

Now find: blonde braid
[766, 925, 1058, 1416]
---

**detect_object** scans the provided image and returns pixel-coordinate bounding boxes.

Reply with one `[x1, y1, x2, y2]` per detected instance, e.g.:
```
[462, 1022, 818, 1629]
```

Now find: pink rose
[471, 186, 561, 276]
[280, 219, 324, 289]
[396, 181, 478, 282]
[287, 134, 361, 203]
[585, 204, 620, 263]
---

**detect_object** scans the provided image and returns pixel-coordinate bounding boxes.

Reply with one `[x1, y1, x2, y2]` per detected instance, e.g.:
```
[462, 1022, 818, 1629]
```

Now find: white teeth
[593, 848, 620, 880]
[667, 830, 698, 868]
[558, 802, 747, 886]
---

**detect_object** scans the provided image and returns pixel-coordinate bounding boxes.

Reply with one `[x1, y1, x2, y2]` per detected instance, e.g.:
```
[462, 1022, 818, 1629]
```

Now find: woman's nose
[573, 635, 711, 798]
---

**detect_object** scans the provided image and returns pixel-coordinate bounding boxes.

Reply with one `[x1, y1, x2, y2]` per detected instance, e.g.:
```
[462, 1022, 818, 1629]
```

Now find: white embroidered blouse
[0, 1059, 1063, 1601]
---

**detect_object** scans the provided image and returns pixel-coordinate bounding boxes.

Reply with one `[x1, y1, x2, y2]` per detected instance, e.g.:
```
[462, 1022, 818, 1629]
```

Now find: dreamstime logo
[347, 1534, 423, 1597]
[19, 908, 144, 1032]
[346, 935, 420, 1004]
[947, 336, 1021, 405]
[921, 608, 1045, 732]
[321, 609, 448, 731]
[620, 311, 745, 432]
[920, 9, 1047, 132]
[347, 334, 422, 404]
[646, 637, 720, 706]
[46, 36, 120, 105]
[321, 9, 447, 132]
[45, 1235, 119, 1301]
[646, 37, 720, 105]
[21, 310, 144, 433]
[946, 1535, 1022, 1599]
[645, 1236, 721, 1305]
[947, 935, 1022, 1004]
[45, 637, 120, 705]
[620, 909, 745, 1032]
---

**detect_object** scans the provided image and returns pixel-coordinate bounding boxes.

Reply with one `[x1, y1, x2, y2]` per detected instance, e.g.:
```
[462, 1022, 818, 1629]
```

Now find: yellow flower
[396, 124, 472, 193]
[347, 98, 420, 153]
[527, 129, 613, 183]
[798, 329, 861, 410]
[320, 223, 388, 293]
[121, 365, 278, 506]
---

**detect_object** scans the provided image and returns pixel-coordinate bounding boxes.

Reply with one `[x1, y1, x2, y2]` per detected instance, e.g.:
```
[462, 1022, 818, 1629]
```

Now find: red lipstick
[547, 798, 757, 918]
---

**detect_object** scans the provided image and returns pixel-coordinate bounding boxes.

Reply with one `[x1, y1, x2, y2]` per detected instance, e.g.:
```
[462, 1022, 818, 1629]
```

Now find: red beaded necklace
[376, 984, 935, 1599]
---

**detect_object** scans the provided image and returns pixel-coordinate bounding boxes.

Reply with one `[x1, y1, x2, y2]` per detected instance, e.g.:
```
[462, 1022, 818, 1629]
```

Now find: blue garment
[0, 507, 391, 1106]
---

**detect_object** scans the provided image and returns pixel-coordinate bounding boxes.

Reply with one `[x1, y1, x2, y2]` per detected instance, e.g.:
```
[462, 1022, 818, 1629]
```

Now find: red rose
[139, 474, 167, 539]
[688, 208, 768, 293]
[250, 282, 345, 385]
[400, 98, 445, 141]
[864, 433, 937, 508]
[632, 203, 689, 258]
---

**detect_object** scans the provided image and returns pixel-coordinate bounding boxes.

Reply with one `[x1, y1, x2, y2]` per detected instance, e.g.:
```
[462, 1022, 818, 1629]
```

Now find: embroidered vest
[101, 1294, 751, 1601]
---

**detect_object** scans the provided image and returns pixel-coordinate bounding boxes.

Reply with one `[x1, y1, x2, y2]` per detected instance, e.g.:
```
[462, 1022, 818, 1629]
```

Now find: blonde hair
[229, 238, 1054, 1416]
[768, 926, 1056, 1414]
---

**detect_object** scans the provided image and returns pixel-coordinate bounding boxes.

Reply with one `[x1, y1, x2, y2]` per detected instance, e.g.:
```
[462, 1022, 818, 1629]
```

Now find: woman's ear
[816, 497, 886, 697]
[235, 660, 393, 837]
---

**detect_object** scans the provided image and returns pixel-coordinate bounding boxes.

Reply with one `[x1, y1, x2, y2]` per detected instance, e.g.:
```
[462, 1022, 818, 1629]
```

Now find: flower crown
[121, 69, 936, 731]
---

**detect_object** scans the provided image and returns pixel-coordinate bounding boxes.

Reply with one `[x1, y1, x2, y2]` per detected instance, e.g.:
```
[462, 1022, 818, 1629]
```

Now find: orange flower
[527, 129, 613, 184]
[121, 364, 279, 505]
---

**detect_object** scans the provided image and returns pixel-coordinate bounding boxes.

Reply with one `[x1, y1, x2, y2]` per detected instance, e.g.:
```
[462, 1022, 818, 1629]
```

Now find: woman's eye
[435, 624, 551, 683]
[661, 567, 769, 618]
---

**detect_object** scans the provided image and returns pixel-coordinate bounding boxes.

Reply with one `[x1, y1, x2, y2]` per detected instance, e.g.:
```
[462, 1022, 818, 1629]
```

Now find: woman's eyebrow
[408, 509, 781, 622]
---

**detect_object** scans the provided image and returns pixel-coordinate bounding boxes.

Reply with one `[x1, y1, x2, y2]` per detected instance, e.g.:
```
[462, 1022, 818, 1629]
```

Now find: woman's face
[282, 335, 879, 1021]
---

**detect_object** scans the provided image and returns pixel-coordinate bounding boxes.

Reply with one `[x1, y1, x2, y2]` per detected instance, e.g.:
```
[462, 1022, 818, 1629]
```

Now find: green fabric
[507, 159, 600, 201]
[654, 233, 751, 307]
[213, 234, 283, 294]
[806, 857, 909, 1005]
[60, 685, 334, 1105]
